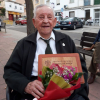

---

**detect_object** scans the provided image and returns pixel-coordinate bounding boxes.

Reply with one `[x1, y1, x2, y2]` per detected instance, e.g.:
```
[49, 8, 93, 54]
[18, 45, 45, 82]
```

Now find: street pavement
[0, 26, 100, 100]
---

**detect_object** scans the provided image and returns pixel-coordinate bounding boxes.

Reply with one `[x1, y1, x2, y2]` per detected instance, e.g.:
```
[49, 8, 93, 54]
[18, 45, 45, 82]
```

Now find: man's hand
[96, 63, 100, 73]
[83, 44, 94, 51]
[25, 80, 45, 99]
[83, 48, 91, 51]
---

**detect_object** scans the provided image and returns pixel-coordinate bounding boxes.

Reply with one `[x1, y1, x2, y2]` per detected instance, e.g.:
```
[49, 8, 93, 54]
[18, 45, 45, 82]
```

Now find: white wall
[5, 2, 24, 13]
[91, 0, 94, 5]
[49, 0, 84, 12]
[63, 11, 69, 18]
[76, 9, 85, 18]
[79, 0, 84, 6]
[63, 9, 85, 18]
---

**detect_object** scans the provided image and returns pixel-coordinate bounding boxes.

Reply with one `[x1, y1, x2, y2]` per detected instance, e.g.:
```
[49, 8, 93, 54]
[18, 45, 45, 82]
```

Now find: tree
[1, 8, 6, 16]
[25, 0, 36, 35]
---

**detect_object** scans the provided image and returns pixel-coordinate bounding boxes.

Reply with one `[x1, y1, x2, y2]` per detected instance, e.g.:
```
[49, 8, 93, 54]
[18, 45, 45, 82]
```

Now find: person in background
[87, 17, 93, 26]
[3, 4, 89, 100]
[83, 29, 100, 84]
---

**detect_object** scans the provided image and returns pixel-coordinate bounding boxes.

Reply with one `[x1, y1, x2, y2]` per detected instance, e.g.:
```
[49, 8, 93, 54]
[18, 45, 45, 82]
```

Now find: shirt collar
[37, 31, 55, 41]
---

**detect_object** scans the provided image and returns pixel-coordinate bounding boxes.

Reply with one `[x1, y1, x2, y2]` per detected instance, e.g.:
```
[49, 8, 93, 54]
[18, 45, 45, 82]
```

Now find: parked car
[55, 17, 83, 30]
[54, 16, 63, 28]
[15, 18, 27, 25]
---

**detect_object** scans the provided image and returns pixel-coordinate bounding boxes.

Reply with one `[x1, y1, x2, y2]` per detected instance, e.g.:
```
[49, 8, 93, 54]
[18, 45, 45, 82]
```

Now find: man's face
[33, 6, 57, 39]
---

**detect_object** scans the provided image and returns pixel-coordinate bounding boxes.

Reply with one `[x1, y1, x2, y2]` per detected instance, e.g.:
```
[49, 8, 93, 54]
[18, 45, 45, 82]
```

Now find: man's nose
[43, 17, 49, 23]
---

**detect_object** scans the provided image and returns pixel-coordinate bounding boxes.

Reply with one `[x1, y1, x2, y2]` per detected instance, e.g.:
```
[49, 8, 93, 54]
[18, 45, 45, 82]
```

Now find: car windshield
[18, 18, 25, 20]
[62, 18, 73, 21]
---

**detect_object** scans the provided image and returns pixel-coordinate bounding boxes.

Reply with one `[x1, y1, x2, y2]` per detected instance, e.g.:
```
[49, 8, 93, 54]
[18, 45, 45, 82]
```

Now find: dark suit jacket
[3, 30, 89, 100]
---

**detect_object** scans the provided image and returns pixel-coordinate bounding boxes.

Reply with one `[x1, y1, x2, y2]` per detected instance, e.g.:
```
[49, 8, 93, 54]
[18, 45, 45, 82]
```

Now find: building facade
[0, 0, 26, 21]
[45, 0, 100, 26]
[1, 0, 100, 25]
[33, 0, 45, 8]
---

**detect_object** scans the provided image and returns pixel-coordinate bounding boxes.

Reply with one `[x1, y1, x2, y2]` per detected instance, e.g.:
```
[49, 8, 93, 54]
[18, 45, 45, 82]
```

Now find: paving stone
[0, 84, 6, 100]
[0, 75, 5, 85]
[89, 94, 100, 100]
[89, 82, 100, 98]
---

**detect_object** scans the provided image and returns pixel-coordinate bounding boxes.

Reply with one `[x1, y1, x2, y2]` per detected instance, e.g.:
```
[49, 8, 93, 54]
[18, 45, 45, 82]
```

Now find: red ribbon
[39, 78, 81, 100]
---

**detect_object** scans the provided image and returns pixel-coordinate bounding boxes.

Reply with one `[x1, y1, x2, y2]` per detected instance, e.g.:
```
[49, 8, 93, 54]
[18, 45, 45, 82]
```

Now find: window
[9, 5, 11, 7]
[20, 7, 22, 10]
[56, 0, 60, 5]
[70, 0, 74, 3]
[94, 9, 100, 22]
[55, 12, 61, 16]
[84, 0, 90, 6]
[74, 17, 78, 21]
[35, 0, 39, 4]
[15, 6, 17, 9]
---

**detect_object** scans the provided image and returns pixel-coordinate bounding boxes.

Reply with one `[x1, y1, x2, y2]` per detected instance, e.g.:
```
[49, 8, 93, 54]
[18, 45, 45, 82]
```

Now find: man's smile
[42, 25, 50, 28]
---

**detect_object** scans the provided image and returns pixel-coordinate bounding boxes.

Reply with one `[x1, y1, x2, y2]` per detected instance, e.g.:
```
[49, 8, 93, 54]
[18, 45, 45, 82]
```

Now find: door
[9, 14, 13, 21]
[85, 10, 90, 21]
[69, 11, 75, 17]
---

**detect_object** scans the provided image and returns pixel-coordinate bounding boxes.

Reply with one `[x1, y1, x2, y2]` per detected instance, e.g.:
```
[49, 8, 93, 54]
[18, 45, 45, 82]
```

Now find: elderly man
[3, 4, 89, 100]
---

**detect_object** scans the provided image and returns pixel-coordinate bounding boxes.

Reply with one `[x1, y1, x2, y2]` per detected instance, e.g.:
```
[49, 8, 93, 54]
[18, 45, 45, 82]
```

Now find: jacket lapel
[53, 30, 66, 53]
[25, 32, 37, 79]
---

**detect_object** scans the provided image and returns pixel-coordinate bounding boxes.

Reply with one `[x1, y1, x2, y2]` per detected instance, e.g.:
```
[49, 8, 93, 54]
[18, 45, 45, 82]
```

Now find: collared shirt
[31, 31, 57, 76]
[93, 29, 100, 44]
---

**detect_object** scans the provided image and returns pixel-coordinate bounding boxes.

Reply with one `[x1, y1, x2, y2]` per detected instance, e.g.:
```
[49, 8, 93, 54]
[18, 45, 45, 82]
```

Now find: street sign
[61, 8, 63, 18]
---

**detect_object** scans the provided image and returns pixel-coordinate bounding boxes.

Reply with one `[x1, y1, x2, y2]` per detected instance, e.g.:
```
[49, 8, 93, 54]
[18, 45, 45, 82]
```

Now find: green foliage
[0, 8, 6, 16]
[39, 67, 54, 89]
[72, 72, 84, 81]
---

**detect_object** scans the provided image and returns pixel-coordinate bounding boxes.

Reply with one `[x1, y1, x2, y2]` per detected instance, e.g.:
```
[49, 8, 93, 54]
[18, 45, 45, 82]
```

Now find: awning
[8, 11, 21, 15]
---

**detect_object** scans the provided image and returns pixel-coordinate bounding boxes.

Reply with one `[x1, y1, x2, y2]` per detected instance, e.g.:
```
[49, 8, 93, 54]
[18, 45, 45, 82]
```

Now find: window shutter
[94, 0, 100, 5]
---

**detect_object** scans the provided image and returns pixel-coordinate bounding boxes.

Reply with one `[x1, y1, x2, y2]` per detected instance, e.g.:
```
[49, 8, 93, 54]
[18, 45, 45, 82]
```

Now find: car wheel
[60, 28, 63, 30]
[73, 25, 76, 30]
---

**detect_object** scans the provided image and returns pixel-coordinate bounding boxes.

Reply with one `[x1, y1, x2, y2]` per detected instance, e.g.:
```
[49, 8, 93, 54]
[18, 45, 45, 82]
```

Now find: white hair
[33, 4, 55, 18]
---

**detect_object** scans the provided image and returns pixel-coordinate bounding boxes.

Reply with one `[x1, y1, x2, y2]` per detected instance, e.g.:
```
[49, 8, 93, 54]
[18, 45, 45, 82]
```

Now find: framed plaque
[38, 53, 85, 84]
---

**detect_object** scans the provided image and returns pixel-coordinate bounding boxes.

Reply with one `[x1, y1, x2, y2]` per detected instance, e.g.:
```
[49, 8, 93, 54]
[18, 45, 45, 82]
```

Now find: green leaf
[46, 67, 53, 72]
[72, 73, 83, 80]
[77, 73, 83, 78]
[39, 75, 44, 81]
[44, 82, 49, 89]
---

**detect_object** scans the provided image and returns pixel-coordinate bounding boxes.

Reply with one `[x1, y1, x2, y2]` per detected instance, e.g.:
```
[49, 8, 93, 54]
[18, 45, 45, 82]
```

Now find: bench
[1, 22, 6, 33]
[76, 32, 97, 59]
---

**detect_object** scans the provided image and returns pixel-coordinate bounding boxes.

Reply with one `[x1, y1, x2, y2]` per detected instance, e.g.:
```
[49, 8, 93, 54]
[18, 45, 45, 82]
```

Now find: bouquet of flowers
[36, 63, 83, 100]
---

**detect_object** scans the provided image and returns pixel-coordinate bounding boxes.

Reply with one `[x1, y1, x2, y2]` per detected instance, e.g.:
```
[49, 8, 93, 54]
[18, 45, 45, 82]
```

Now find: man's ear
[32, 18, 36, 28]
[53, 18, 57, 27]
